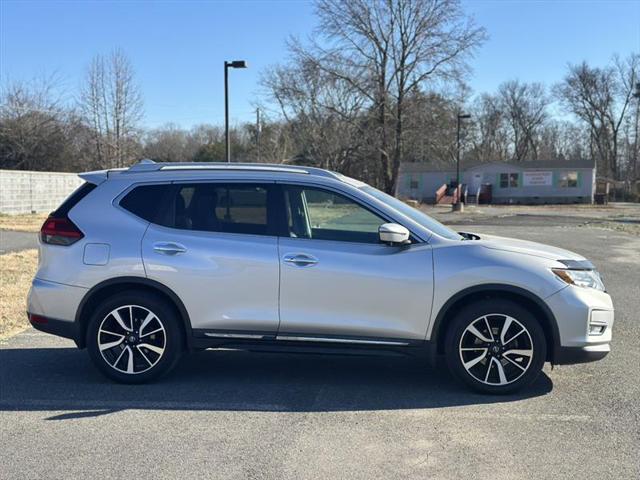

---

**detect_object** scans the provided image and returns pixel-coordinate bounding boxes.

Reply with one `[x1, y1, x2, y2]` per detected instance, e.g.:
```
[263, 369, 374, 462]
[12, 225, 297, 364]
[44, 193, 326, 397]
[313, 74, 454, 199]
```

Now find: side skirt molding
[275, 335, 410, 346]
[193, 329, 429, 358]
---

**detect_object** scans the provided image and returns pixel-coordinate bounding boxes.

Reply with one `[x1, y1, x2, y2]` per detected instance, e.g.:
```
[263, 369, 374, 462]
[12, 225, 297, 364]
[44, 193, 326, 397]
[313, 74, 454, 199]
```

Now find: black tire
[86, 291, 184, 384]
[445, 298, 546, 394]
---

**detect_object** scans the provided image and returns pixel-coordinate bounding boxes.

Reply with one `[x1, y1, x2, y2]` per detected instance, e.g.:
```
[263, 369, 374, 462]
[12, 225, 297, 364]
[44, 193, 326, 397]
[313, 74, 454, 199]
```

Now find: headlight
[552, 268, 605, 291]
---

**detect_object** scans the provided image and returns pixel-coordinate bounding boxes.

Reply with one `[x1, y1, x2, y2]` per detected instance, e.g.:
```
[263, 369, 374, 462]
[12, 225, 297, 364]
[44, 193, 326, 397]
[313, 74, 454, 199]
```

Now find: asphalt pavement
[0, 230, 38, 253]
[1, 223, 638, 479]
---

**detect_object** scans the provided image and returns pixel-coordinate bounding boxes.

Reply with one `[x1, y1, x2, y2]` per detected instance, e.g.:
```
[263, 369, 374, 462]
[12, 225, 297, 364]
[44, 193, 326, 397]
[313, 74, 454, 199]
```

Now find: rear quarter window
[120, 184, 170, 223]
[53, 182, 97, 217]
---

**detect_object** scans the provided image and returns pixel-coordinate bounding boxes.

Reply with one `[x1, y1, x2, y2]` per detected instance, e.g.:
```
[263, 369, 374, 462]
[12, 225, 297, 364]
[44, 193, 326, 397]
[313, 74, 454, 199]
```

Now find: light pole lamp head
[227, 60, 248, 69]
[458, 113, 471, 120]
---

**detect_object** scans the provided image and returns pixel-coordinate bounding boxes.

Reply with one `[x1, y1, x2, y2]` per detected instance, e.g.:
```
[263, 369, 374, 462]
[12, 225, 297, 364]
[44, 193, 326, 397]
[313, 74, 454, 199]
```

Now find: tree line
[1, 0, 638, 195]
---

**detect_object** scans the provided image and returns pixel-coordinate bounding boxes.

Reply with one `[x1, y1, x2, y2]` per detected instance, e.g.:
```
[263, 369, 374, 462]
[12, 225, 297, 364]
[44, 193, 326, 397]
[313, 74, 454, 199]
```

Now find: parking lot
[1, 218, 639, 479]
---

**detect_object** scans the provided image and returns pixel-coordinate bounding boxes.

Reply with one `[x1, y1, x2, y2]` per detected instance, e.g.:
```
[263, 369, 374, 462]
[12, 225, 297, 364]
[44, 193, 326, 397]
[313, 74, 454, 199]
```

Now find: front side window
[500, 173, 519, 188]
[170, 183, 272, 236]
[360, 186, 461, 240]
[558, 171, 578, 188]
[284, 186, 385, 243]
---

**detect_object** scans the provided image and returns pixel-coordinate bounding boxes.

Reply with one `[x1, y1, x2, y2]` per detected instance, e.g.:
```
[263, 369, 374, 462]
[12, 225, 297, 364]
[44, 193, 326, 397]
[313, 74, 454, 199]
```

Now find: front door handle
[153, 242, 187, 255]
[283, 254, 318, 267]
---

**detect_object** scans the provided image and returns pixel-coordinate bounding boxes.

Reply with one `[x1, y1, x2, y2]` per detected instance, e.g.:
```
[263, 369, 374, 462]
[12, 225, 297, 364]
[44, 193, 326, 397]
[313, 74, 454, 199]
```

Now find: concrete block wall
[0, 169, 84, 214]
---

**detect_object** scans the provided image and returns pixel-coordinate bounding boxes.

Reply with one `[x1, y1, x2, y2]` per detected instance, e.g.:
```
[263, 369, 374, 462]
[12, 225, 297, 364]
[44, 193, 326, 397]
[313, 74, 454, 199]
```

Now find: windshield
[361, 186, 463, 241]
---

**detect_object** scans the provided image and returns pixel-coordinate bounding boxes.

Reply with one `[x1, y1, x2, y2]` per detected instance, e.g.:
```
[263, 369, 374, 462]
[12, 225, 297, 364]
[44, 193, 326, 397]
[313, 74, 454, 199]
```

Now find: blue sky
[1, 0, 638, 129]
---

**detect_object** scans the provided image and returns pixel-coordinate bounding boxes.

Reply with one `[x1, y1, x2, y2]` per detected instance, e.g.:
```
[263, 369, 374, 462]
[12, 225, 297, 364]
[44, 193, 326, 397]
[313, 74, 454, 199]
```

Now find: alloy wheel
[458, 314, 534, 386]
[97, 305, 166, 375]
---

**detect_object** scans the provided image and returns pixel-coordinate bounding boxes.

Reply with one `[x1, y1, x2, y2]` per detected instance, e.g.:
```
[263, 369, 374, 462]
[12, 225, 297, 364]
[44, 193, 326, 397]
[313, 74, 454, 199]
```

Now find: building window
[500, 173, 519, 188]
[410, 180, 419, 189]
[559, 171, 578, 188]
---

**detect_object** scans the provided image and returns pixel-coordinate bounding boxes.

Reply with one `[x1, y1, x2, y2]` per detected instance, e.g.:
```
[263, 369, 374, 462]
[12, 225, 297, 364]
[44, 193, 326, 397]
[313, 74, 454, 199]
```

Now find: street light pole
[224, 60, 248, 163]
[453, 112, 471, 212]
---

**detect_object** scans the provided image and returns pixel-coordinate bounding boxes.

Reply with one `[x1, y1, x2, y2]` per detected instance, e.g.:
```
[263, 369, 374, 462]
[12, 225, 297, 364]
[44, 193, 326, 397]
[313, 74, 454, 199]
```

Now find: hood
[472, 233, 586, 262]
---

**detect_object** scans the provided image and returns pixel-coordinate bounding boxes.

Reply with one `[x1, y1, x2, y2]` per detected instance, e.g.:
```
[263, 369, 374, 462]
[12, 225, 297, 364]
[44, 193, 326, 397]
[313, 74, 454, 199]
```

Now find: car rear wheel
[445, 299, 546, 394]
[86, 291, 183, 383]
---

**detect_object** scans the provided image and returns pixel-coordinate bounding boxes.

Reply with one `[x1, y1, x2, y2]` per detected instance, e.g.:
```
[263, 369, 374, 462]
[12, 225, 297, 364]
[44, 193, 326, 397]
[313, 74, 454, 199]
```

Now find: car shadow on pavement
[0, 347, 552, 419]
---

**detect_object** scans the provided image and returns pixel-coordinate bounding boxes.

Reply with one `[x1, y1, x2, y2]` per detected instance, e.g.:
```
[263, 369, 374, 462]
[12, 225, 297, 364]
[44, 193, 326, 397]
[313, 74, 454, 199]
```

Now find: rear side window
[171, 183, 273, 236]
[120, 184, 169, 223]
[52, 182, 97, 217]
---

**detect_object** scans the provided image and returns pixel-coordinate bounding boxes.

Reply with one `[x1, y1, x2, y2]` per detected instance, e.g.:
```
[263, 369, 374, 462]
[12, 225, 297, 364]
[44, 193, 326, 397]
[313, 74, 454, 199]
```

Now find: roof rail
[121, 160, 348, 181]
[159, 164, 309, 174]
[124, 160, 321, 175]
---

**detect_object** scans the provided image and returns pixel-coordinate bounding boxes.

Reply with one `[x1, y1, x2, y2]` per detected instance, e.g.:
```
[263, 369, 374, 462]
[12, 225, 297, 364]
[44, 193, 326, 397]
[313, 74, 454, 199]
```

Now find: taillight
[40, 216, 84, 246]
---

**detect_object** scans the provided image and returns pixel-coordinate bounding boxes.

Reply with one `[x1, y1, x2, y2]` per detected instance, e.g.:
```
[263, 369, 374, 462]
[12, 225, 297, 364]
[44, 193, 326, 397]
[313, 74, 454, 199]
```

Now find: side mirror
[379, 223, 410, 245]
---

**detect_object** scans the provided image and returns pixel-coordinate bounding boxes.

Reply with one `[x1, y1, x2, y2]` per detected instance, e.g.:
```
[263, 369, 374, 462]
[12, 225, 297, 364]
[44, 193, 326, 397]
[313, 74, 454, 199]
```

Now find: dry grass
[0, 249, 38, 339]
[0, 213, 48, 232]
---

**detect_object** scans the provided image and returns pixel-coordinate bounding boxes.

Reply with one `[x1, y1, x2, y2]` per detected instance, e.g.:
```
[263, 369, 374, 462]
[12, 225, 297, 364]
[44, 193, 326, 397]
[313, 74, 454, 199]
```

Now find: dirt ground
[424, 202, 640, 236]
[0, 249, 38, 339]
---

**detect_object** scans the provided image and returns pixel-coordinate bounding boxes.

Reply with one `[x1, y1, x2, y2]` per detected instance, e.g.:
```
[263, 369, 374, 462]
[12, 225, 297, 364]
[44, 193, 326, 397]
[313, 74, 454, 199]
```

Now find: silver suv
[28, 161, 614, 393]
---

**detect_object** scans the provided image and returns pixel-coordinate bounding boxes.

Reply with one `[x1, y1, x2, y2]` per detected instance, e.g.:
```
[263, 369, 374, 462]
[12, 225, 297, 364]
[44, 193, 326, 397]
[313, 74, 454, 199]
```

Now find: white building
[396, 159, 596, 204]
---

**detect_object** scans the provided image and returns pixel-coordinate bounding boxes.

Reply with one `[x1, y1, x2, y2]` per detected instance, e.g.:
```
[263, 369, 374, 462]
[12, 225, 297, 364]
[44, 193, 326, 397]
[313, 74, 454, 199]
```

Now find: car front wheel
[445, 299, 546, 394]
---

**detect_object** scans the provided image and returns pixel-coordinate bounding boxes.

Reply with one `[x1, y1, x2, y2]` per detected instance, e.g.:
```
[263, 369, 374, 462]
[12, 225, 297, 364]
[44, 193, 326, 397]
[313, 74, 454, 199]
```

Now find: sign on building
[523, 171, 552, 187]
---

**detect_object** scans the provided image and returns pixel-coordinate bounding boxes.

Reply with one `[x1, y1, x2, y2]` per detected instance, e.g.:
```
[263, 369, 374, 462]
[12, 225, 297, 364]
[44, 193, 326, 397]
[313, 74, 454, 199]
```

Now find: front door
[141, 182, 280, 333]
[277, 185, 434, 341]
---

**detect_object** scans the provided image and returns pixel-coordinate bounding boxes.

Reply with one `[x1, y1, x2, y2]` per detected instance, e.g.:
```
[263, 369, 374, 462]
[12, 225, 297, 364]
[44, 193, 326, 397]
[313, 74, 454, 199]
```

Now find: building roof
[399, 159, 596, 174]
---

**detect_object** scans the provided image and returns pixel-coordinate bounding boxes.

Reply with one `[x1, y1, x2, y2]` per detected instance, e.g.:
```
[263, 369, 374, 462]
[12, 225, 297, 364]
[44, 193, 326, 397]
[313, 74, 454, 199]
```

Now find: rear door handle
[153, 242, 187, 255]
[283, 254, 318, 267]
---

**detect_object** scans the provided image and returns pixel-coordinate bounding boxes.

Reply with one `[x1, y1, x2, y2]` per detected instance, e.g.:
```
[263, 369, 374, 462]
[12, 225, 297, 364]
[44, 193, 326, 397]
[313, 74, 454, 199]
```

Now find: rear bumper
[28, 278, 87, 322]
[28, 313, 80, 344]
[27, 278, 86, 347]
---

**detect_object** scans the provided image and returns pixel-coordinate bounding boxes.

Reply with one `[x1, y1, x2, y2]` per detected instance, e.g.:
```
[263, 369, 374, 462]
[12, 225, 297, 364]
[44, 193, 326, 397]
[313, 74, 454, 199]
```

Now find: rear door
[277, 184, 434, 341]
[138, 181, 281, 334]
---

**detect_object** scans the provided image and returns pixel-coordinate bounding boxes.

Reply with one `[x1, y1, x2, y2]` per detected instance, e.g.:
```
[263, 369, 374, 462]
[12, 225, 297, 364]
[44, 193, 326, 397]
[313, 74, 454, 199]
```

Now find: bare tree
[261, 58, 368, 174]
[555, 53, 639, 179]
[143, 123, 201, 163]
[0, 76, 73, 171]
[241, 112, 294, 164]
[280, 0, 485, 192]
[80, 48, 144, 168]
[498, 80, 550, 162]
[468, 93, 509, 163]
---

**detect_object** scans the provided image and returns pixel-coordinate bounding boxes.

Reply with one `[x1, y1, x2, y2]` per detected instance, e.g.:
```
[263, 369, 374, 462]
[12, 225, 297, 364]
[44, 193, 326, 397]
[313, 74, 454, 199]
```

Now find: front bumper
[555, 344, 610, 364]
[545, 285, 614, 364]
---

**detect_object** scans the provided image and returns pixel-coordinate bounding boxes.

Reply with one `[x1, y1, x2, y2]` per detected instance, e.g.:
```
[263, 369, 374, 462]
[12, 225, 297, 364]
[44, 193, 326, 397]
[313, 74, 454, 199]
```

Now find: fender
[429, 283, 561, 360]
[75, 276, 194, 349]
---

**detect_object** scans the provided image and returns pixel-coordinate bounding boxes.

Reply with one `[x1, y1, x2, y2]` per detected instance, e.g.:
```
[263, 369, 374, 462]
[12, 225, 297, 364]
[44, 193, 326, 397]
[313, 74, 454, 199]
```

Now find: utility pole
[633, 82, 640, 180]
[256, 108, 262, 163]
